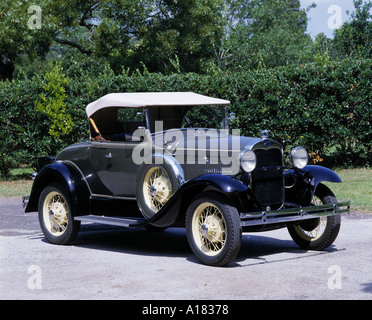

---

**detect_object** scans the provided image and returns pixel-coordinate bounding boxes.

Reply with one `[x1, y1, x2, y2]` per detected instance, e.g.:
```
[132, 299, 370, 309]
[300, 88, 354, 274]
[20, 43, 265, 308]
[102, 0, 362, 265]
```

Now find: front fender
[304, 165, 342, 188]
[25, 161, 90, 215]
[284, 165, 342, 206]
[149, 174, 260, 228]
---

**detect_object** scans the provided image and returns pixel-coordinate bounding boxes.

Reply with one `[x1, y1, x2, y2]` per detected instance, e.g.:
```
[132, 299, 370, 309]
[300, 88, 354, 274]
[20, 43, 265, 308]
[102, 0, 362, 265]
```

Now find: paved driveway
[1, 197, 371, 300]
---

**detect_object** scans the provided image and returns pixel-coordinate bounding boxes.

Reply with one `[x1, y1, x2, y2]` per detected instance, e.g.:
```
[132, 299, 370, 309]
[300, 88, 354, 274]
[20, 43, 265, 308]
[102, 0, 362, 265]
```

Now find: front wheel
[186, 193, 242, 267]
[288, 183, 341, 250]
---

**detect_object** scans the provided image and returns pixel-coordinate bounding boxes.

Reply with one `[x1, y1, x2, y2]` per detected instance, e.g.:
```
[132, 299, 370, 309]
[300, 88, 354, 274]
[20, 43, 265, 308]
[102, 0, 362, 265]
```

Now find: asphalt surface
[1, 196, 372, 300]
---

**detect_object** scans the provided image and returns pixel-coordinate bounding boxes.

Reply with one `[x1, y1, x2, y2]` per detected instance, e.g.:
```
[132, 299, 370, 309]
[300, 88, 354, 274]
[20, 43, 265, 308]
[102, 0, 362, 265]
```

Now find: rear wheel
[186, 193, 242, 267]
[38, 183, 80, 245]
[137, 164, 177, 219]
[288, 183, 341, 250]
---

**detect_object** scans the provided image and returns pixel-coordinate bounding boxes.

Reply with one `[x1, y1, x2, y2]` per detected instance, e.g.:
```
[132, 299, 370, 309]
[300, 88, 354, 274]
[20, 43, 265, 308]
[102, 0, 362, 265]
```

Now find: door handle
[105, 152, 112, 159]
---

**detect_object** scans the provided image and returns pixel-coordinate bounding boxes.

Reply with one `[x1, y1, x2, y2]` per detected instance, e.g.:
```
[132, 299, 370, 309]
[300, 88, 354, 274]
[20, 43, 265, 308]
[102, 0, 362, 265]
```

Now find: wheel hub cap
[150, 185, 157, 196]
[201, 224, 209, 237]
[202, 215, 224, 242]
[151, 177, 171, 203]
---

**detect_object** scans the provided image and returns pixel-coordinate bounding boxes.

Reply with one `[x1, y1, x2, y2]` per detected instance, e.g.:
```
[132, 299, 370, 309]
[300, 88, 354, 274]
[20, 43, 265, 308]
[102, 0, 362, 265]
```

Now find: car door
[89, 143, 114, 196]
[102, 141, 142, 197]
[89, 107, 147, 198]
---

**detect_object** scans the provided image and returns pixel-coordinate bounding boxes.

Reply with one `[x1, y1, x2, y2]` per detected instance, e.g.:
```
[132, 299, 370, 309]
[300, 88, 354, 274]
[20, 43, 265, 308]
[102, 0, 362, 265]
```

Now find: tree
[218, 0, 314, 70]
[332, 0, 372, 59]
[0, 0, 225, 80]
[0, 1, 51, 80]
[134, 0, 225, 73]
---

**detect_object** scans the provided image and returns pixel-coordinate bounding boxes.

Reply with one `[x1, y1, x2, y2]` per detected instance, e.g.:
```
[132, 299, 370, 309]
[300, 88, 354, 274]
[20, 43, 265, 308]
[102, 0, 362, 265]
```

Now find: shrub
[0, 58, 371, 178]
[34, 64, 74, 140]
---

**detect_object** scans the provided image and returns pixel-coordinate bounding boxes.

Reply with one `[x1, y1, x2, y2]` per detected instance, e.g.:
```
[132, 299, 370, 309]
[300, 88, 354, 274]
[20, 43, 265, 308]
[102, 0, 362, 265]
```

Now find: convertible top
[86, 92, 230, 118]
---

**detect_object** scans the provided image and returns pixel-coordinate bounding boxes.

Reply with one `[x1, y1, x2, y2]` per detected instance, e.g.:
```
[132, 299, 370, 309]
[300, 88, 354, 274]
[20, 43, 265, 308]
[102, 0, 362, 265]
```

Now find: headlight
[240, 150, 256, 173]
[289, 147, 308, 169]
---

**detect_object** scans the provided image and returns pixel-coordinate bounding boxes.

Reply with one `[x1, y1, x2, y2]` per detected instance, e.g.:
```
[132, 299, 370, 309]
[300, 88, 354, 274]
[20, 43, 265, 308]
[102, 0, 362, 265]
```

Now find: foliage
[332, 0, 372, 59]
[219, 0, 314, 70]
[0, 0, 52, 80]
[127, 0, 225, 74]
[34, 64, 74, 140]
[0, 0, 225, 80]
[1, 0, 371, 81]
[1, 58, 371, 178]
[227, 59, 372, 168]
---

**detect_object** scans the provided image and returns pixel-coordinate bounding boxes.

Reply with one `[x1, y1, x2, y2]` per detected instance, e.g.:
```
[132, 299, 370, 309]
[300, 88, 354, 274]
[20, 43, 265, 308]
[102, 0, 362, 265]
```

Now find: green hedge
[1, 58, 371, 178]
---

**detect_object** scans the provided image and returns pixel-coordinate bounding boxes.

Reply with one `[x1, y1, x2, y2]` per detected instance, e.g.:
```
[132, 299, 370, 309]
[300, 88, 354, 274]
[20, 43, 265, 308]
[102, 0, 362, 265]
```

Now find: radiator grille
[252, 148, 284, 208]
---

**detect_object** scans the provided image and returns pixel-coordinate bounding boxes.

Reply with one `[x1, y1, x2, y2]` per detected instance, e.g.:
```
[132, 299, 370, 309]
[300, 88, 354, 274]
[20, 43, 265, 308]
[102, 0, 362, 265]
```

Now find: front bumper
[240, 201, 350, 227]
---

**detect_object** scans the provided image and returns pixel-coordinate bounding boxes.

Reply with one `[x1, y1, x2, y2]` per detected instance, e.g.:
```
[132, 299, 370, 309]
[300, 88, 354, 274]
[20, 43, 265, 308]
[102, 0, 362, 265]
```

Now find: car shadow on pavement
[74, 224, 190, 258]
[235, 234, 339, 267]
[361, 282, 372, 293]
[70, 224, 340, 267]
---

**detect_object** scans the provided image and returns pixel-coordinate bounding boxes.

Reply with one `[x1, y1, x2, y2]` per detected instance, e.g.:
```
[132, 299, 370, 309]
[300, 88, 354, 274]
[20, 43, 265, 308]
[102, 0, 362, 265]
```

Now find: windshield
[182, 105, 226, 129]
[148, 105, 227, 133]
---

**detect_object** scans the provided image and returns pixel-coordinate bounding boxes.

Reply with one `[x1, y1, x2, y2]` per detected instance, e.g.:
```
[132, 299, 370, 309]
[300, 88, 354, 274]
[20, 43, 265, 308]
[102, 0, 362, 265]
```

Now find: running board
[74, 215, 148, 228]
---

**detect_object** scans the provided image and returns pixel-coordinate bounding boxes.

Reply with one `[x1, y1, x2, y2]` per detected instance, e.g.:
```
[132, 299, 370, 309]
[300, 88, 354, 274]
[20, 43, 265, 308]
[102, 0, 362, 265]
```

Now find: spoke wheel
[38, 183, 80, 245]
[42, 191, 69, 236]
[186, 193, 242, 267]
[191, 202, 227, 256]
[143, 167, 172, 213]
[288, 183, 341, 251]
[292, 196, 327, 242]
[137, 163, 178, 220]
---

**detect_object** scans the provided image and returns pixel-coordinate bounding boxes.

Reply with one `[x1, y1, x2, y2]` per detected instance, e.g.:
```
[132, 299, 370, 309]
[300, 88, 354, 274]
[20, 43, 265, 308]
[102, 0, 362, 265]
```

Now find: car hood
[152, 129, 282, 155]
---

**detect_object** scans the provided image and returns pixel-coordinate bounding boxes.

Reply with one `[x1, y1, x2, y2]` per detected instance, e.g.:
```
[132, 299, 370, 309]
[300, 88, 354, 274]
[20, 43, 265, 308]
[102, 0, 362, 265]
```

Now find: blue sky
[300, 0, 356, 38]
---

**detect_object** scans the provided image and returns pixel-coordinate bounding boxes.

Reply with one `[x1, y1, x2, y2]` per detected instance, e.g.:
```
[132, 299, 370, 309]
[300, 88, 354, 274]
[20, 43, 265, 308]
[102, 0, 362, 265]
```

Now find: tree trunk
[0, 61, 15, 81]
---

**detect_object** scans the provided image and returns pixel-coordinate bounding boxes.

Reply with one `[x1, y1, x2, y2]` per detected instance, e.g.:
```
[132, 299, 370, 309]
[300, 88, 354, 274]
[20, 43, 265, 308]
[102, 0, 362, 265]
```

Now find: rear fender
[25, 161, 90, 215]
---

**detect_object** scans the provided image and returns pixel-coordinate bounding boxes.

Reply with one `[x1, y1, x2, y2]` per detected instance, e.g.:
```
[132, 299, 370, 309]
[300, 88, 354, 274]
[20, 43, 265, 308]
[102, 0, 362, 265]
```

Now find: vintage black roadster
[24, 92, 350, 266]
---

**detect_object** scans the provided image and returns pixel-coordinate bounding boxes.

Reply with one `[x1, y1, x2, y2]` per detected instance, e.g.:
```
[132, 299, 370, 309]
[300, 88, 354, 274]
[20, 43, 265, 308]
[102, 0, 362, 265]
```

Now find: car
[23, 92, 350, 267]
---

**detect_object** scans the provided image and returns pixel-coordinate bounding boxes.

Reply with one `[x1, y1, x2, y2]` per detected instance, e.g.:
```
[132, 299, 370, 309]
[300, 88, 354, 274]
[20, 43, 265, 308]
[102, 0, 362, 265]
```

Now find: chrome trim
[91, 193, 136, 201]
[240, 201, 350, 227]
[144, 108, 151, 131]
[261, 129, 269, 139]
[239, 149, 257, 173]
[289, 146, 308, 169]
[243, 138, 283, 152]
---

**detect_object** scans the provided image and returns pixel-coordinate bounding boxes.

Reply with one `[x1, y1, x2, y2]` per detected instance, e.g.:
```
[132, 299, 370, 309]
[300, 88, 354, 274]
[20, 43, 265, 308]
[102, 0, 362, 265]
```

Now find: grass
[324, 168, 372, 214]
[0, 180, 33, 197]
[1, 167, 371, 213]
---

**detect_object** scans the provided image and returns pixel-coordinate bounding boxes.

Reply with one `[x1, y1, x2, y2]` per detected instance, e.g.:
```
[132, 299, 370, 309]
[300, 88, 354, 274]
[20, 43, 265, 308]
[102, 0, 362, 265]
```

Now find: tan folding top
[86, 92, 230, 117]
